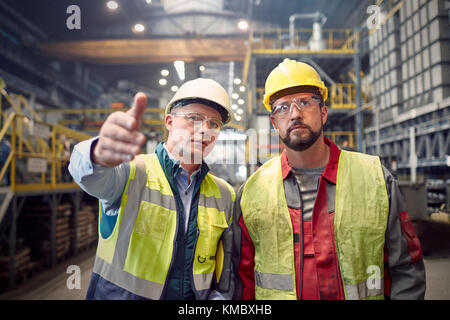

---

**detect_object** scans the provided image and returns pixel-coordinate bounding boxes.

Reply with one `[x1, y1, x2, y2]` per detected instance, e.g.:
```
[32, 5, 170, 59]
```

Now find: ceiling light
[107, 1, 118, 10]
[231, 104, 238, 110]
[233, 78, 241, 85]
[237, 109, 244, 115]
[145, 0, 152, 3]
[235, 115, 242, 121]
[133, 23, 145, 33]
[232, 93, 239, 100]
[161, 69, 169, 76]
[171, 85, 178, 92]
[174, 60, 185, 81]
[238, 165, 247, 178]
[237, 99, 244, 105]
[159, 78, 167, 86]
[199, 65, 205, 72]
[238, 20, 249, 31]
[239, 86, 246, 92]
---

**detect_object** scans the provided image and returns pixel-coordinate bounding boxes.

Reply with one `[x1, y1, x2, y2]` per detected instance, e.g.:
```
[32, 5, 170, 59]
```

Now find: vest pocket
[196, 208, 228, 259]
[124, 201, 176, 283]
[133, 201, 171, 240]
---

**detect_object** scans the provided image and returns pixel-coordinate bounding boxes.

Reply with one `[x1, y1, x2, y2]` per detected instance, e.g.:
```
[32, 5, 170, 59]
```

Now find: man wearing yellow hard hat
[232, 58, 426, 300]
[69, 78, 235, 300]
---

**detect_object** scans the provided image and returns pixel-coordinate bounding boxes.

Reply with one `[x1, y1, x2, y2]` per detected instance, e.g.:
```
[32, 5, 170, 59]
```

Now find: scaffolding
[0, 88, 97, 289]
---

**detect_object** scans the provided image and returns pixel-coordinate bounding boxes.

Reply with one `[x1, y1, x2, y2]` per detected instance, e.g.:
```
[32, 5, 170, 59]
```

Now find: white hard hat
[165, 78, 233, 124]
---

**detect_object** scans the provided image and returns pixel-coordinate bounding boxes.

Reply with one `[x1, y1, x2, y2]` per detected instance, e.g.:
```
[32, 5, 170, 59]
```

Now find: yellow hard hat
[263, 59, 328, 112]
[165, 78, 233, 124]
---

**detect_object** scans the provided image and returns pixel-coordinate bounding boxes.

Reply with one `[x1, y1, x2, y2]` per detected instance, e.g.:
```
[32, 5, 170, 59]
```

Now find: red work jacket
[233, 138, 424, 300]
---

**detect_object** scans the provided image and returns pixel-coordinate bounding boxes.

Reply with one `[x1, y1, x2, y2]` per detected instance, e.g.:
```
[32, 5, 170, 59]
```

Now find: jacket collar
[155, 142, 210, 185]
[280, 137, 341, 184]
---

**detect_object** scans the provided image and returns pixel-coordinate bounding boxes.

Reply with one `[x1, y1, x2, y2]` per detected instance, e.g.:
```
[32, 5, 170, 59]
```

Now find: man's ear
[165, 114, 173, 131]
[321, 105, 328, 126]
[270, 115, 278, 131]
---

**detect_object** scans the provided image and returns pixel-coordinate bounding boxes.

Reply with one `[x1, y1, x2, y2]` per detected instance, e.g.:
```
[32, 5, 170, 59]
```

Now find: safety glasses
[171, 112, 223, 130]
[271, 95, 322, 118]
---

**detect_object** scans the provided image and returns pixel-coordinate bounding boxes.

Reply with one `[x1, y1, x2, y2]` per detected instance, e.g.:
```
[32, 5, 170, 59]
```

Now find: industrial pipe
[288, 11, 327, 49]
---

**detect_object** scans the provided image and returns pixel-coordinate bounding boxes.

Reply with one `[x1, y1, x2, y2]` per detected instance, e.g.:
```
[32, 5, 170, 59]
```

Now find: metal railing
[249, 28, 357, 53]
[324, 131, 356, 148]
[330, 83, 358, 109]
[0, 89, 92, 192]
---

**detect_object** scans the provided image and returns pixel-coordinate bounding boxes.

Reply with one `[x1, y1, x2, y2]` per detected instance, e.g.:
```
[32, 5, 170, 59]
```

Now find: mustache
[287, 120, 311, 134]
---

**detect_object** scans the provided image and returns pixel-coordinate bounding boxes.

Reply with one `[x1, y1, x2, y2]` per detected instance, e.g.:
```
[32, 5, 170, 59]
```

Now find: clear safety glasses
[271, 95, 322, 118]
[171, 112, 223, 130]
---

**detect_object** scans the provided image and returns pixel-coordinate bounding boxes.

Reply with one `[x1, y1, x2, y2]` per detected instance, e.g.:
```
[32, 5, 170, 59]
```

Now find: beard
[279, 120, 323, 151]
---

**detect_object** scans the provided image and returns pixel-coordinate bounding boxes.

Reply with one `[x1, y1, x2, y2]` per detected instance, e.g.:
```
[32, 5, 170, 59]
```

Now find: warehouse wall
[369, 0, 450, 124]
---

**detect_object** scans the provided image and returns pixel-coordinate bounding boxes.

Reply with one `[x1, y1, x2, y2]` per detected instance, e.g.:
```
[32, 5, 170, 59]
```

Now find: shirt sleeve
[383, 166, 426, 300]
[68, 136, 130, 215]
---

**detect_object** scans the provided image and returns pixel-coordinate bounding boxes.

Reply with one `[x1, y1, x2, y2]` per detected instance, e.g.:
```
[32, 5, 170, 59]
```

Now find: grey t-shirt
[291, 166, 325, 221]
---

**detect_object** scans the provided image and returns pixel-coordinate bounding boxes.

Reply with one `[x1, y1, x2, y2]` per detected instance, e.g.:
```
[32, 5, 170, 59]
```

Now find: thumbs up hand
[92, 92, 148, 167]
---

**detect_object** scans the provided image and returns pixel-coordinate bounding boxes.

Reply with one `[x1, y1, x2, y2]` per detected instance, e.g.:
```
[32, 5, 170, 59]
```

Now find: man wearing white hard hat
[69, 78, 235, 300]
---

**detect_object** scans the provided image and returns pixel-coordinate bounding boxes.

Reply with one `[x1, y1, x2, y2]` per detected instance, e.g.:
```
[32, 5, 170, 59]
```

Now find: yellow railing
[330, 83, 357, 109]
[37, 107, 168, 141]
[51, 109, 245, 133]
[324, 131, 356, 148]
[249, 28, 356, 53]
[0, 89, 92, 192]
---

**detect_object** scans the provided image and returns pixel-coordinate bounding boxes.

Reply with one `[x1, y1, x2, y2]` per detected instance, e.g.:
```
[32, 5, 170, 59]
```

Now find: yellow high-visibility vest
[93, 153, 235, 299]
[240, 150, 389, 300]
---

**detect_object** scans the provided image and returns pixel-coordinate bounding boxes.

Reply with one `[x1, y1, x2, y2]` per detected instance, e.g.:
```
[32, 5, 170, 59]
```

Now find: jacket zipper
[330, 211, 343, 300]
[299, 188, 304, 300]
[189, 227, 200, 300]
[292, 175, 303, 300]
[180, 233, 186, 298]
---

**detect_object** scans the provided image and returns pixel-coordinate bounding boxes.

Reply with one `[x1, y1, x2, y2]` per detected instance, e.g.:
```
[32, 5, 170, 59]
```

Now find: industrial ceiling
[0, 0, 374, 97]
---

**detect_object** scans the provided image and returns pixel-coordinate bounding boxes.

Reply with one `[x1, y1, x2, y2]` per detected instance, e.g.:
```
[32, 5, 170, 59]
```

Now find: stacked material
[75, 204, 98, 250]
[369, 4, 401, 117]
[20, 203, 72, 261]
[369, 0, 449, 118]
[399, 0, 450, 110]
[0, 239, 35, 286]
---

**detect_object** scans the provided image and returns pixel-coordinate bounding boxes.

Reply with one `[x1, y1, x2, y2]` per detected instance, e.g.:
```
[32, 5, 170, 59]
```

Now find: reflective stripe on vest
[94, 153, 234, 299]
[254, 271, 294, 291]
[240, 150, 388, 300]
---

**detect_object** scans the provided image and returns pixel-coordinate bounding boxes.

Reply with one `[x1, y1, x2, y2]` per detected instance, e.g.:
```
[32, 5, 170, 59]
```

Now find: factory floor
[0, 222, 449, 300]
